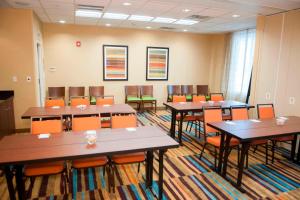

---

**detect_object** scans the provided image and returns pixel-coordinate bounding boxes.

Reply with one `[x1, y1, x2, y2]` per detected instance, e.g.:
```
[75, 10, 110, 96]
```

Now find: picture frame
[146, 47, 169, 81]
[103, 45, 128, 81]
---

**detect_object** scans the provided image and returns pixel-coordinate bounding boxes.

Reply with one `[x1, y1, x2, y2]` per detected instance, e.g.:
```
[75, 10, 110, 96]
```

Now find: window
[222, 29, 256, 102]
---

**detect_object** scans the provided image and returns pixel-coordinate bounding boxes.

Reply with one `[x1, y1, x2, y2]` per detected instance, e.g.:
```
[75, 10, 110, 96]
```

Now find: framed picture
[146, 47, 169, 81]
[103, 45, 128, 81]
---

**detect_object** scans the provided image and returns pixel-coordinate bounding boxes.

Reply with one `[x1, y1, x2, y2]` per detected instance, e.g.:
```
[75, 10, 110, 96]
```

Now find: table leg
[158, 150, 166, 200]
[178, 112, 184, 144]
[4, 166, 15, 200]
[291, 134, 297, 161]
[217, 133, 226, 174]
[15, 165, 25, 200]
[146, 151, 153, 188]
[221, 135, 232, 177]
[236, 142, 250, 189]
[296, 134, 300, 162]
[170, 110, 176, 138]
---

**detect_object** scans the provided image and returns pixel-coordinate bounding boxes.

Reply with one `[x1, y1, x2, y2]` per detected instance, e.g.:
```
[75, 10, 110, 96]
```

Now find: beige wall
[250, 9, 300, 117]
[43, 24, 223, 106]
[0, 8, 37, 129]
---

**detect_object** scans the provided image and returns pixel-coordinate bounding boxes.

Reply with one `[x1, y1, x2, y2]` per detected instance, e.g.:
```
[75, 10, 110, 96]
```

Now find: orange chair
[199, 107, 240, 170]
[173, 96, 202, 137]
[25, 117, 68, 195]
[257, 104, 294, 163]
[110, 115, 145, 192]
[96, 96, 114, 128]
[192, 95, 206, 102]
[210, 93, 224, 101]
[70, 97, 90, 106]
[231, 106, 269, 167]
[71, 114, 109, 194]
[45, 99, 65, 107]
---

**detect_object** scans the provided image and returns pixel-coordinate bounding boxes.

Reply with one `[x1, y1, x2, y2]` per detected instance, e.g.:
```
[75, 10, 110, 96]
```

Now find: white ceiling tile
[75, 0, 110, 6]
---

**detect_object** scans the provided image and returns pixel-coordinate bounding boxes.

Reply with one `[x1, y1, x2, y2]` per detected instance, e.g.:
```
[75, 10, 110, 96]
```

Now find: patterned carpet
[0, 110, 300, 200]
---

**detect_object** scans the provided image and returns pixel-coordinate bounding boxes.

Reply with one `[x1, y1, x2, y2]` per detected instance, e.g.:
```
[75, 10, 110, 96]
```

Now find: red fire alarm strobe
[76, 41, 81, 47]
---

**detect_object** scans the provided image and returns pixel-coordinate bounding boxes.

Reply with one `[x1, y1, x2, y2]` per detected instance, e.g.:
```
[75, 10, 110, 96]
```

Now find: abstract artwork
[146, 47, 169, 80]
[103, 45, 128, 81]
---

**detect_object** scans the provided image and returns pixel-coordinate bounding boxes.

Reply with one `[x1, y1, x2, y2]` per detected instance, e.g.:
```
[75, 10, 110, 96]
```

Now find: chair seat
[251, 139, 268, 145]
[142, 96, 156, 101]
[207, 136, 240, 147]
[127, 97, 141, 102]
[24, 161, 64, 177]
[273, 135, 294, 142]
[72, 156, 108, 169]
[112, 152, 145, 164]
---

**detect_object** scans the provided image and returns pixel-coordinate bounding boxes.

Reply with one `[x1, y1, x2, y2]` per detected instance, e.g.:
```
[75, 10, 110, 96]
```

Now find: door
[37, 43, 45, 106]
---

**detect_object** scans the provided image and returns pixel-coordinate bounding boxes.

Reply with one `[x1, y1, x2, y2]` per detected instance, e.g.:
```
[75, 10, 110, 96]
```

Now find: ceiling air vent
[187, 15, 212, 21]
[77, 4, 104, 11]
[159, 27, 176, 30]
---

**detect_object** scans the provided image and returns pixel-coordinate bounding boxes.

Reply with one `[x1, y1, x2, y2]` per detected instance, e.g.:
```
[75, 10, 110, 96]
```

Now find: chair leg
[103, 165, 106, 176]
[237, 145, 240, 166]
[137, 162, 141, 173]
[186, 121, 190, 131]
[112, 164, 116, 193]
[265, 143, 269, 165]
[199, 142, 207, 159]
[189, 121, 193, 133]
[63, 172, 68, 194]
[246, 150, 249, 169]
[271, 141, 276, 164]
[214, 147, 217, 170]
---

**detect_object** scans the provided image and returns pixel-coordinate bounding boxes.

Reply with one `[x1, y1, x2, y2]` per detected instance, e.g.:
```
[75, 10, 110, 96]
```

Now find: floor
[0, 110, 299, 200]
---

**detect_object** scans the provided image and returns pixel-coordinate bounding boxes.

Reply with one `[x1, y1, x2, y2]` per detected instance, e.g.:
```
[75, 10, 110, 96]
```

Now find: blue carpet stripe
[88, 168, 95, 190]
[190, 175, 217, 200]
[185, 156, 208, 173]
[129, 184, 142, 200]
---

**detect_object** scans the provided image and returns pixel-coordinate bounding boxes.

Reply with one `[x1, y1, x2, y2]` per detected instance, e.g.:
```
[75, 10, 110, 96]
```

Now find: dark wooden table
[21, 104, 136, 119]
[208, 116, 300, 191]
[0, 126, 179, 200]
[163, 101, 254, 144]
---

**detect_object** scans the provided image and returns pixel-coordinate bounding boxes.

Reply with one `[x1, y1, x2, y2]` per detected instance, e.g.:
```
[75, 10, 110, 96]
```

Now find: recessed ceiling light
[174, 19, 198, 25]
[76, 9, 102, 18]
[59, 20, 66, 24]
[123, 2, 131, 6]
[232, 14, 240, 18]
[146, 26, 152, 29]
[183, 29, 188, 32]
[183, 9, 191, 12]
[103, 12, 129, 20]
[105, 23, 111, 27]
[129, 15, 154, 22]
[152, 17, 177, 24]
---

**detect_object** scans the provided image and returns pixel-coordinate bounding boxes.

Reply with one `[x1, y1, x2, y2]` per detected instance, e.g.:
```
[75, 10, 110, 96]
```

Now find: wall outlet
[12, 76, 17, 82]
[289, 97, 295, 105]
[26, 76, 32, 82]
[265, 92, 271, 100]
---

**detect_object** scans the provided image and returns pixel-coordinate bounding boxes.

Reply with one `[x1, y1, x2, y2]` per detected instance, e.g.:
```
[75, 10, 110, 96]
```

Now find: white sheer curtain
[222, 29, 256, 102]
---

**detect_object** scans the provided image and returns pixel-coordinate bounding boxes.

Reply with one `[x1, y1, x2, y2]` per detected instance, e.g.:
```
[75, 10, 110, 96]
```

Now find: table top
[0, 126, 179, 165]
[21, 104, 136, 119]
[163, 100, 253, 112]
[208, 116, 300, 141]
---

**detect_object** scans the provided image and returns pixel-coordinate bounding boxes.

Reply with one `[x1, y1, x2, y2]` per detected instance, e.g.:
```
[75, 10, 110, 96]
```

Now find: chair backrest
[192, 95, 206, 102]
[196, 85, 208, 95]
[181, 85, 193, 95]
[72, 115, 101, 131]
[69, 86, 85, 99]
[172, 95, 186, 103]
[203, 107, 222, 134]
[210, 93, 224, 101]
[111, 115, 137, 128]
[140, 85, 153, 97]
[45, 99, 65, 107]
[48, 87, 65, 99]
[231, 106, 249, 121]
[31, 118, 62, 134]
[257, 104, 275, 119]
[70, 98, 90, 106]
[89, 86, 104, 97]
[125, 86, 139, 97]
[167, 85, 181, 96]
[96, 96, 114, 106]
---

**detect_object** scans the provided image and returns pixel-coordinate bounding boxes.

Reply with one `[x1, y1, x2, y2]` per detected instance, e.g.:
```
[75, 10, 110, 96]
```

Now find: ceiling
[2, 0, 300, 33]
